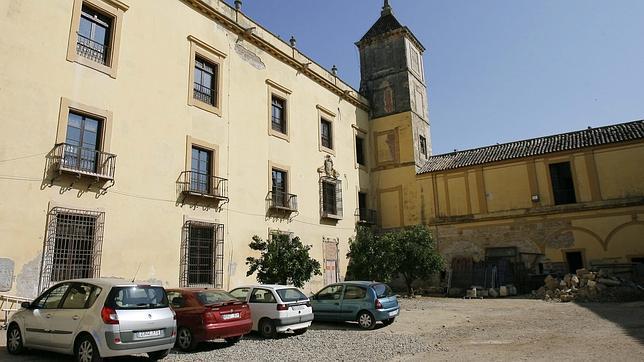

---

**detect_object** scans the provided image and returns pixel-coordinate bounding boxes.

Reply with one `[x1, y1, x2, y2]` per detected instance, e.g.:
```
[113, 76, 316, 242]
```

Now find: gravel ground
[2, 297, 643, 361]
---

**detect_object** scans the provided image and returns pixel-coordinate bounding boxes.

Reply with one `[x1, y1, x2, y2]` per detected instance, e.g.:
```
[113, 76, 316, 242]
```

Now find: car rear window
[372, 284, 394, 298]
[276, 288, 307, 302]
[197, 290, 237, 305]
[105, 286, 168, 309]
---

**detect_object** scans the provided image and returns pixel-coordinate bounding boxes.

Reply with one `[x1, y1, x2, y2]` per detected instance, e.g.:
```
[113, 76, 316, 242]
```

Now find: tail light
[101, 307, 119, 325]
[276, 304, 289, 311]
[375, 299, 383, 309]
[203, 311, 217, 324]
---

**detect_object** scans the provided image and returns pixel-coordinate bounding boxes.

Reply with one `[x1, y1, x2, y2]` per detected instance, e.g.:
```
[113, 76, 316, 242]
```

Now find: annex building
[0, 0, 642, 298]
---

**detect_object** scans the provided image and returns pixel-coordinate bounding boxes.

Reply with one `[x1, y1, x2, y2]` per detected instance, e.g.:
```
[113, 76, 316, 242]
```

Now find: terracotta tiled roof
[418, 120, 644, 174]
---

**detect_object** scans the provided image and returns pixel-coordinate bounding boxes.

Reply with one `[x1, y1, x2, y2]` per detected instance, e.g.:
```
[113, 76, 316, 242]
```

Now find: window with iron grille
[180, 221, 224, 288]
[320, 177, 343, 218]
[271, 96, 287, 134]
[194, 56, 218, 106]
[549, 162, 576, 205]
[320, 119, 333, 149]
[40, 208, 104, 292]
[77, 4, 113, 65]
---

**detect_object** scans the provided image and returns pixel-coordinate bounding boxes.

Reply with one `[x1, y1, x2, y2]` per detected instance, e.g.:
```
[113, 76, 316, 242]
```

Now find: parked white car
[6, 278, 176, 361]
[229, 285, 313, 338]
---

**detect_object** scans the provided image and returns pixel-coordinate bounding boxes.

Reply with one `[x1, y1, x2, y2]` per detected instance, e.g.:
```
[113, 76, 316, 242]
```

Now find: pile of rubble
[533, 268, 644, 302]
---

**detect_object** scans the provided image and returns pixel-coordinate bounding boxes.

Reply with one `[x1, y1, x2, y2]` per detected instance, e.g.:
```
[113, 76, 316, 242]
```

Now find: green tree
[346, 225, 396, 282]
[347, 225, 444, 295]
[384, 225, 444, 295]
[246, 233, 321, 288]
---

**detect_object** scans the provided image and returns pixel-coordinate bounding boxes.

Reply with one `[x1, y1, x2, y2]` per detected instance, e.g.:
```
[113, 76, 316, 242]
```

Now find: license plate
[388, 310, 398, 317]
[222, 312, 240, 320]
[292, 305, 306, 310]
[136, 330, 162, 339]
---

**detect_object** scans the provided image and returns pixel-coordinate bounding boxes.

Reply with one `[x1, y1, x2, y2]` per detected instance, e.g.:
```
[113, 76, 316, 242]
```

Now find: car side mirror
[21, 301, 32, 309]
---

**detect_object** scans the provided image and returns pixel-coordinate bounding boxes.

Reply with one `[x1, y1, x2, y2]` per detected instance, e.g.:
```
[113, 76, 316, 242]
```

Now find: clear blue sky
[226, 0, 644, 155]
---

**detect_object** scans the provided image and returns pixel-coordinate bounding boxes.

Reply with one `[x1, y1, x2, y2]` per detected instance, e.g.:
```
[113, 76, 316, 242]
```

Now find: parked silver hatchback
[6, 278, 176, 361]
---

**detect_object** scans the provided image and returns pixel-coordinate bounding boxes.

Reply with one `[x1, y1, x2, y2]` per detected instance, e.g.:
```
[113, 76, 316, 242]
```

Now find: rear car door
[311, 285, 344, 321]
[248, 288, 277, 330]
[340, 285, 368, 321]
[23, 283, 70, 347]
[47, 283, 96, 350]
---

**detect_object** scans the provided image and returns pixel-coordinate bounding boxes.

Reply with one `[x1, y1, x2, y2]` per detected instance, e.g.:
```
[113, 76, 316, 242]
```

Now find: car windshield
[197, 290, 237, 305]
[106, 286, 168, 309]
[276, 288, 307, 302]
[372, 284, 394, 298]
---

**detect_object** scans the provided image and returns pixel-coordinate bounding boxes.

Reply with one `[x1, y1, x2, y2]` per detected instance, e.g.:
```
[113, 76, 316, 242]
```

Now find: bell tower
[358, 1, 430, 228]
[357, 0, 431, 167]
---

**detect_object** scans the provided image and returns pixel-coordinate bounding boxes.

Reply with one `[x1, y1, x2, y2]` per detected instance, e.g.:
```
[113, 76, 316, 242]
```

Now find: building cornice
[180, 0, 370, 111]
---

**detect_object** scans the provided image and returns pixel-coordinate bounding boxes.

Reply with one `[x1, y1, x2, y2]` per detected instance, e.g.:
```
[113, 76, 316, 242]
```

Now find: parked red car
[166, 288, 252, 351]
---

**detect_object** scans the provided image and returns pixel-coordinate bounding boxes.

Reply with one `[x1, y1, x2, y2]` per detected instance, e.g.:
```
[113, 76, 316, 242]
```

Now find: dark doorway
[565, 251, 584, 274]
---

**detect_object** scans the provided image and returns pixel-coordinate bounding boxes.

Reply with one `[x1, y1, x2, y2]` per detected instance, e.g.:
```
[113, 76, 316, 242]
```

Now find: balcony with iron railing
[356, 208, 377, 225]
[50, 143, 116, 181]
[178, 171, 229, 202]
[76, 33, 109, 65]
[267, 191, 298, 213]
[193, 83, 216, 106]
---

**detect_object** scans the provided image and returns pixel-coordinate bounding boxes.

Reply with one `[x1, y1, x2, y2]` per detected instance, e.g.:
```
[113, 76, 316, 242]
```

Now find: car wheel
[75, 335, 102, 362]
[176, 327, 197, 352]
[224, 335, 242, 344]
[7, 324, 24, 355]
[259, 319, 277, 339]
[357, 311, 376, 330]
[293, 328, 307, 336]
[382, 317, 395, 326]
[147, 349, 170, 360]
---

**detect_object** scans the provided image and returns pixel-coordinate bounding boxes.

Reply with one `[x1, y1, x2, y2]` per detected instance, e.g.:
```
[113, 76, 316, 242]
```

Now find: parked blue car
[309, 281, 400, 329]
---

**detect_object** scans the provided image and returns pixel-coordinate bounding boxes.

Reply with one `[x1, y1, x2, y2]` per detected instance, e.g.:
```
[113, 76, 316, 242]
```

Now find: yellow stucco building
[0, 0, 642, 299]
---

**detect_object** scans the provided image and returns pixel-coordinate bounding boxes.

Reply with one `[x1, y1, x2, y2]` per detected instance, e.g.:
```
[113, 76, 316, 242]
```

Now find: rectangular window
[549, 162, 576, 205]
[41, 208, 104, 291]
[194, 56, 218, 107]
[63, 112, 102, 174]
[190, 146, 212, 194]
[181, 221, 224, 288]
[321, 178, 342, 218]
[76, 4, 113, 65]
[356, 136, 365, 166]
[419, 135, 427, 157]
[358, 192, 367, 210]
[321, 119, 333, 149]
[271, 168, 288, 207]
[271, 96, 287, 134]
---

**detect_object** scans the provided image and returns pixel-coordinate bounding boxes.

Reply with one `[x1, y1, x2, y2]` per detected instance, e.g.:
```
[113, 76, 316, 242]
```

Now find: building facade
[1, 0, 642, 298]
[0, 0, 380, 297]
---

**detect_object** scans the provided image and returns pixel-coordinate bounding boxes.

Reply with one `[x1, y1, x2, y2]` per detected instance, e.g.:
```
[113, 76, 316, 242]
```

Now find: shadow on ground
[575, 301, 644, 346]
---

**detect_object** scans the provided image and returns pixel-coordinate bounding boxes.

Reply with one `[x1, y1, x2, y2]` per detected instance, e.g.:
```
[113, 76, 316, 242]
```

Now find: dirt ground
[392, 297, 644, 361]
[1, 297, 643, 361]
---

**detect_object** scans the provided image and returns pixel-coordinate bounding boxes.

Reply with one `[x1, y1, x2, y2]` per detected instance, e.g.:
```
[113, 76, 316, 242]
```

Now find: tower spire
[381, 0, 392, 16]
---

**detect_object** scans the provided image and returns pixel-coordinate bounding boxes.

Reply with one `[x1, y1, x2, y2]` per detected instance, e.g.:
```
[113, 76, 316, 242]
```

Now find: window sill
[321, 213, 343, 220]
[269, 129, 290, 142]
[66, 55, 117, 78]
[189, 98, 222, 117]
[320, 145, 336, 156]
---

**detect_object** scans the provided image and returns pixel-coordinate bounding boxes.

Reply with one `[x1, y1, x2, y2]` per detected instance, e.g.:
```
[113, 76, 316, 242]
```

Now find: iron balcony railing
[52, 143, 116, 180]
[193, 82, 216, 106]
[268, 191, 298, 212]
[356, 208, 377, 225]
[179, 171, 228, 200]
[76, 33, 109, 65]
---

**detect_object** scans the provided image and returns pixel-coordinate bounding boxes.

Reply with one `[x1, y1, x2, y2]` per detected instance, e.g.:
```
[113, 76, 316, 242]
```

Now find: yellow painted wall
[595, 144, 644, 200]
[0, 0, 369, 297]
